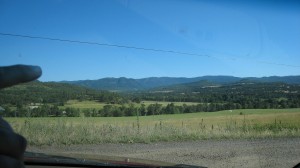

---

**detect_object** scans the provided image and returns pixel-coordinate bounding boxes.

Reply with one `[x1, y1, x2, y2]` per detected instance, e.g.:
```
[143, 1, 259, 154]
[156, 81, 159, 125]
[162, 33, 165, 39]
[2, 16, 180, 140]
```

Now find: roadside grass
[5, 108, 300, 146]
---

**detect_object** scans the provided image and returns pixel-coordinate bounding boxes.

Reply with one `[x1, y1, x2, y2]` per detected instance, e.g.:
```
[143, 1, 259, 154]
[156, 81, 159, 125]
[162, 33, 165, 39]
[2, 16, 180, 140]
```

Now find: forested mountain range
[61, 76, 300, 91]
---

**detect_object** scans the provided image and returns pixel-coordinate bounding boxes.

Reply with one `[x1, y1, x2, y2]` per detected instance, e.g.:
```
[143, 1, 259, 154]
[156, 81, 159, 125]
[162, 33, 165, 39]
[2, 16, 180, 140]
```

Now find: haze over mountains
[61, 75, 300, 91]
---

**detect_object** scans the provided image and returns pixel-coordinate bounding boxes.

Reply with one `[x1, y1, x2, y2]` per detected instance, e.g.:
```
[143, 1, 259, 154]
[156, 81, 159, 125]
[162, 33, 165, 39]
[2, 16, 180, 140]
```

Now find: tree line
[84, 99, 299, 117]
[1, 99, 299, 118]
[0, 104, 80, 117]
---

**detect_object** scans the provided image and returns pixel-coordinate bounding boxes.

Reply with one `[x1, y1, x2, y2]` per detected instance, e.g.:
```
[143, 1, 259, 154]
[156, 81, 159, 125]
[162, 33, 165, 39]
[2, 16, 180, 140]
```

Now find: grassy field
[60, 100, 107, 110]
[140, 101, 201, 106]
[60, 100, 201, 110]
[5, 108, 300, 146]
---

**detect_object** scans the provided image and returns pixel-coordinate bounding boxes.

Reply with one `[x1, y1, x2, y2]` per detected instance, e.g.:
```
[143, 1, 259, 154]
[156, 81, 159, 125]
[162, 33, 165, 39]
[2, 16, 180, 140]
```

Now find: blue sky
[0, 0, 299, 81]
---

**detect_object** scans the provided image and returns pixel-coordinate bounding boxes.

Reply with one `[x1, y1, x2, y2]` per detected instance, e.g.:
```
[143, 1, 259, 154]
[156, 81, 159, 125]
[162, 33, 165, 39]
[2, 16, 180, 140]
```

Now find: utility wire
[0, 32, 299, 68]
[0, 33, 210, 58]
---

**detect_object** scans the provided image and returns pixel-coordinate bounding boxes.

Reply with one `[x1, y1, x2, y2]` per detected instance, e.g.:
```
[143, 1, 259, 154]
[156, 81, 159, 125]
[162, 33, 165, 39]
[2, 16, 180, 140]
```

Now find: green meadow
[60, 100, 201, 111]
[61, 100, 107, 110]
[5, 108, 300, 146]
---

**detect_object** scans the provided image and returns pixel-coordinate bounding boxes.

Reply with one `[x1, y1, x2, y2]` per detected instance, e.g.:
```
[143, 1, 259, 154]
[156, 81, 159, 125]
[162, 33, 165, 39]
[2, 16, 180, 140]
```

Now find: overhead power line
[0, 32, 299, 68]
[0, 32, 210, 58]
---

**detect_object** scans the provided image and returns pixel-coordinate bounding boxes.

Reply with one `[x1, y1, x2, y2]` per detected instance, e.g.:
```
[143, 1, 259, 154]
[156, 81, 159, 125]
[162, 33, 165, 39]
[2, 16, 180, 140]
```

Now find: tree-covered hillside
[129, 81, 300, 109]
[0, 81, 123, 106]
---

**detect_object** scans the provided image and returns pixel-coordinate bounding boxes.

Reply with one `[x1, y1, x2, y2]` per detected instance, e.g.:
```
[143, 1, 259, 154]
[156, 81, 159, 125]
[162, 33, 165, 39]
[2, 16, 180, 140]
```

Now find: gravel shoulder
[28, 138, 300, 168]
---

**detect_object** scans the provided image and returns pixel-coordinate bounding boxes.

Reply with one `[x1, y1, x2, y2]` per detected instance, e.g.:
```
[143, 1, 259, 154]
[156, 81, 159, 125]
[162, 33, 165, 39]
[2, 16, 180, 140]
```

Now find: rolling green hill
[0, 81, 122, 105]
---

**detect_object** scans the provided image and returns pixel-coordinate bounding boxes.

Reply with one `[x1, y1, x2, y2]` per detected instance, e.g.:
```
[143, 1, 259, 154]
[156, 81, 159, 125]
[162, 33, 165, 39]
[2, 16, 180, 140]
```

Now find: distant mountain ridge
[61, 75, 300, 91]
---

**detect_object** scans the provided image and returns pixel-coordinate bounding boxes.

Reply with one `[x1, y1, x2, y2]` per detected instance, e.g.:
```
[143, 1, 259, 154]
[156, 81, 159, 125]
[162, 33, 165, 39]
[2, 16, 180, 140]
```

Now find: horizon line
[39, 75, 300, 82]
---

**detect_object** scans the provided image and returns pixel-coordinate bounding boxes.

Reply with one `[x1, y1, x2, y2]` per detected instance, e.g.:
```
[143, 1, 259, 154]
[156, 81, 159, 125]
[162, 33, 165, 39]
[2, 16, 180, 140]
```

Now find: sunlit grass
[5, 108, 300, 146]
[60, 100, 107, 110]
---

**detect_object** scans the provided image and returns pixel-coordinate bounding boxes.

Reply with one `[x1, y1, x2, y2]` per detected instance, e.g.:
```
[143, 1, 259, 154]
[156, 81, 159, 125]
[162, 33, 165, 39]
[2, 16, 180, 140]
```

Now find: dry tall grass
[6, 109, 300, 146]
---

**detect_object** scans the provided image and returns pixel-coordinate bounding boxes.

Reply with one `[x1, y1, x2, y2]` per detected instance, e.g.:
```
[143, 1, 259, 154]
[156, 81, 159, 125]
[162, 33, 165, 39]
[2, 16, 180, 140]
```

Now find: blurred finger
[0, 64, 42, 89]
[0, 117, 14, 132]
[0, 129, 27, 160]
[0, 155, 24, 168]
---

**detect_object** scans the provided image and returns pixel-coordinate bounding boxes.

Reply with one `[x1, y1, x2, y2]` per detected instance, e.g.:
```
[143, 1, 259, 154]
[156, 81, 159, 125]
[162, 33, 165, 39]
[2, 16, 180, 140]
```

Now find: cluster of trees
[0, 105, 80, 117]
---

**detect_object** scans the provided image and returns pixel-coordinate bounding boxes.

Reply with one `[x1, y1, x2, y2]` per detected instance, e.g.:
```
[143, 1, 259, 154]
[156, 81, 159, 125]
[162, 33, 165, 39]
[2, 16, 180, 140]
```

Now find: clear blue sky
[0, 0, 299, 81]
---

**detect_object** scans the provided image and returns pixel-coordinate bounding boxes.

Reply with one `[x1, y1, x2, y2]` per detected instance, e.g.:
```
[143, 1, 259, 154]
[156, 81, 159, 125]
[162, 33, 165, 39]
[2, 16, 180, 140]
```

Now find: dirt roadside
[28, 137, 300, 168]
